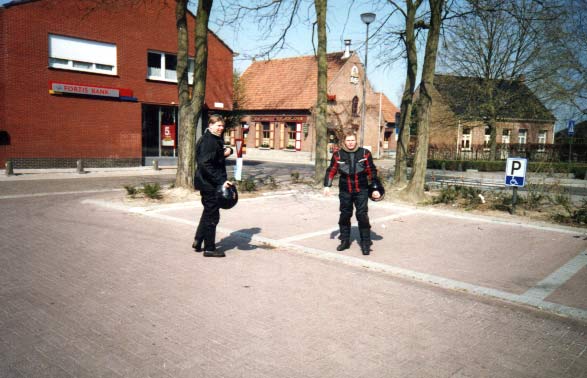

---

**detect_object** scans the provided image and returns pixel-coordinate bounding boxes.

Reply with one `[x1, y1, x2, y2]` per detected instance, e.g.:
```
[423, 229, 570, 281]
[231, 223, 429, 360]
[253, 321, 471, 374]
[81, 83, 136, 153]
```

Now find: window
[147, 51, 194, 83]
[538, 130, 547, 152]
[518, 129, 527, 152]
[262, 123, 271, 147]
[286, 123, 296, 148]
[484, 127, 491, 151]
[352, 96, 359, 116]
[49, 34, 116, 75]
[518, 129, 527, 144]
[461, 128, 472, 151]
[502, 129, 511, 144]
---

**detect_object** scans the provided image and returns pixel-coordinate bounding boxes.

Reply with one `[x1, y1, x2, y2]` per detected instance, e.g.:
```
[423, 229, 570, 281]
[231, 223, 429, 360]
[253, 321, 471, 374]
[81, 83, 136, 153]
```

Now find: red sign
[161, 124, 176, 147]
[48, 81, 133, 98]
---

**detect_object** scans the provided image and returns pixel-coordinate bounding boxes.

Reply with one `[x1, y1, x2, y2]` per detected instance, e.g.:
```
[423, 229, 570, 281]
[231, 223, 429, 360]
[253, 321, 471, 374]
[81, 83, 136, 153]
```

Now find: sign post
[234, 139, 244, 181]
[505, 157, 528, 214]
[568, 120, 575, 163]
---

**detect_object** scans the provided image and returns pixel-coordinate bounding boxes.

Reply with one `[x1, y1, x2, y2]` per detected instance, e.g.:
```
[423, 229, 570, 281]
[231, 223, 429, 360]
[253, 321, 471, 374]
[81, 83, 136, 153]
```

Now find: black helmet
[216, 184, 238, 209]
[368, 178, 385, 202]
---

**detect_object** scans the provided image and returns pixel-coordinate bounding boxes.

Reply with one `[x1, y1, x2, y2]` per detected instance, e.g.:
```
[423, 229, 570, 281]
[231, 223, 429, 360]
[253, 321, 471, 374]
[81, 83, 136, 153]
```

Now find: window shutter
[280, 123, 285, 149]
[269, 123, 275, 148]
[255, 123, 260, 147]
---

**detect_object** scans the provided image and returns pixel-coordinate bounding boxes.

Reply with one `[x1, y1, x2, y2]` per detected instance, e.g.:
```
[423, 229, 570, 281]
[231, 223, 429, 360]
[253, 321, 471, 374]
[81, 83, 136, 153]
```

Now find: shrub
[124, 185, 139, 198]
[267, 175, 278, 190]
[290, 171, 300, 183]
[142, 183, 162, 199]
[238, 176, 257, 192]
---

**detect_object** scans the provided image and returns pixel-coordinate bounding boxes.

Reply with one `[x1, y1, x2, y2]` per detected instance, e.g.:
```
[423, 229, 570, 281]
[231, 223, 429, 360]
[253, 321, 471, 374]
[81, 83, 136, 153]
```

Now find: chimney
[342, 39, 351, 59]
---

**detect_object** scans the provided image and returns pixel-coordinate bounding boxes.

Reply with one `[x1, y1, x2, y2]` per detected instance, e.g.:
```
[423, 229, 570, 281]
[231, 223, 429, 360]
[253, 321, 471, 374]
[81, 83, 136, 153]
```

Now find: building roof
[371, 92, 399, 124]
[433, 74, 555, 122]
[240, 52, 351, 111]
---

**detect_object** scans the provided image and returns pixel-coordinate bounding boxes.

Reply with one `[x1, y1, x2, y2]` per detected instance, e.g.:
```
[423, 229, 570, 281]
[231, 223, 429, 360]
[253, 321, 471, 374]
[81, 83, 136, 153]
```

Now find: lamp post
[360, 12, 375, 147]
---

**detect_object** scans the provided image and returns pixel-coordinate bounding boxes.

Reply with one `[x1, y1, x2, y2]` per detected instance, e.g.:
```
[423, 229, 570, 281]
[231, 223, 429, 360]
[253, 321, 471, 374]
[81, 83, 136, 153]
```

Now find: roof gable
[433, 74, 555, 122]
[240, 52, 351, 110]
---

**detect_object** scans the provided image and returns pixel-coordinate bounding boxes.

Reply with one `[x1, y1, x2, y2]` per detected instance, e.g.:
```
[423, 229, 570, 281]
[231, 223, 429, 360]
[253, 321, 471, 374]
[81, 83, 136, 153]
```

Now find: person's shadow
[329, 226, 383, 243]
[216, 227, 262, 253]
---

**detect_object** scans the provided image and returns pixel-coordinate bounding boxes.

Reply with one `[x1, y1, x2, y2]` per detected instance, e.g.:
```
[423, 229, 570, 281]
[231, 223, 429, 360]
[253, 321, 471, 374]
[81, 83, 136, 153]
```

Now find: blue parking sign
[505, 158, 527, 187]
[568, 120, 575, 136]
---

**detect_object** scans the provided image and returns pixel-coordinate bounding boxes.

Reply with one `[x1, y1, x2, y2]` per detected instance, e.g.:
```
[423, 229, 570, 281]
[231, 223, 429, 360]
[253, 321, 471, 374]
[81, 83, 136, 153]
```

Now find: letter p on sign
[505, 157, 528, 187]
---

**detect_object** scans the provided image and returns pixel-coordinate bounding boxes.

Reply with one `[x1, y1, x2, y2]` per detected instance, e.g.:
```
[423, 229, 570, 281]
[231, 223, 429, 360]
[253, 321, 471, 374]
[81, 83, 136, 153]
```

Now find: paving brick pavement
[1, 185, 587, 377]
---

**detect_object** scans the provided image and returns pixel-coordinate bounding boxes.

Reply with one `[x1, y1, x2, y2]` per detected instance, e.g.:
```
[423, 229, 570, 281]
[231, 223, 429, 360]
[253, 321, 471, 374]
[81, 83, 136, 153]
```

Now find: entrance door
[142, 105, 178, 160]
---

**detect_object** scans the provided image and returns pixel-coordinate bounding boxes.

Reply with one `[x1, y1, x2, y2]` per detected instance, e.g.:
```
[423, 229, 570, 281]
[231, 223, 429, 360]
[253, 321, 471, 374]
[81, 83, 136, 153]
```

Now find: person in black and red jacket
[323, 129, 381, 255]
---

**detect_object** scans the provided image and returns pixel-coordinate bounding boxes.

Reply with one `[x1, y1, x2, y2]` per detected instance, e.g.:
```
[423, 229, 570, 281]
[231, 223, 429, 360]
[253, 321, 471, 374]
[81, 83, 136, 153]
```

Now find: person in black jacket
[323, 130, 381, 255]
[193, 114, 233, 257]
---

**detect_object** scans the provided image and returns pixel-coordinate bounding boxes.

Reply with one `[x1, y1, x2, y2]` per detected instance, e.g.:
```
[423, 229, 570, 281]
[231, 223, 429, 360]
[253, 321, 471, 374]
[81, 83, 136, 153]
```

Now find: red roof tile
[370, 92, 400, 123]
[240, 52, 350, 110]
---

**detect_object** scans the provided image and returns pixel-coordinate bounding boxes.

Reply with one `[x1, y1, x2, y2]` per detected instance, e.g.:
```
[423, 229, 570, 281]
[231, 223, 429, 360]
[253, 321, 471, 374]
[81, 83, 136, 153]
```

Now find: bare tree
[438, 0, 557, 160]
[174, 0, 213, 189]
[313, 0, 329, 180]
[401, 0, 444, 202]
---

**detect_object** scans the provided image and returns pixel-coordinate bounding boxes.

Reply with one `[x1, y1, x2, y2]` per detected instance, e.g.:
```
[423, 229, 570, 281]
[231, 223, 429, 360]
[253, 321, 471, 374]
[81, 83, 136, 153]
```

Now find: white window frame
[518, 129, 527, 145]
[49, 34, 117, 75]
[538, 130, 547, 152]
[147, 51, 194, 84]
[502, 129, 511, 144]
[461, 128, 472, 151]
[484, 127, 491, 151]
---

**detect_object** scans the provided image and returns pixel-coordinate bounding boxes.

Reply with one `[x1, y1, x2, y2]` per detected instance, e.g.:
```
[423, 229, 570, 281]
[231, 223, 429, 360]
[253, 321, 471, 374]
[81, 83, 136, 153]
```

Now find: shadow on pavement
[217, 227, 262, 253]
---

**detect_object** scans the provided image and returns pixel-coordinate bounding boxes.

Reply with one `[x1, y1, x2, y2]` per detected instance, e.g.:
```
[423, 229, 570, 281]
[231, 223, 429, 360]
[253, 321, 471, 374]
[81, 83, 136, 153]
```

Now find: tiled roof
[240, 52, 350, 110]
[371, 92, 399, 123]
[433, 74, 555, 122]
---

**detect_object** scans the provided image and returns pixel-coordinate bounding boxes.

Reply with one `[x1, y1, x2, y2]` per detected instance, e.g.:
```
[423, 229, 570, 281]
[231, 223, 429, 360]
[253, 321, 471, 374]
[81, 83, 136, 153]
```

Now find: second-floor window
[352, 96, 359, 116]
[147, 51, 194, 83]
[49, 34, 117, 75]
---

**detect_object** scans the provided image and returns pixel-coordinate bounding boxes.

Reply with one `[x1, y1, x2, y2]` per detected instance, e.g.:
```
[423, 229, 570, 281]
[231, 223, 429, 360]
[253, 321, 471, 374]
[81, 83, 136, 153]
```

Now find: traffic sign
[568, 120, 575, 136]
[505, 157, 527, 187]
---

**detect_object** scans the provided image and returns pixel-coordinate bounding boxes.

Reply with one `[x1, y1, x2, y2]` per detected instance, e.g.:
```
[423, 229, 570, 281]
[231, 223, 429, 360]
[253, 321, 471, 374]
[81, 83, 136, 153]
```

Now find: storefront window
[287, 123, 296, 148]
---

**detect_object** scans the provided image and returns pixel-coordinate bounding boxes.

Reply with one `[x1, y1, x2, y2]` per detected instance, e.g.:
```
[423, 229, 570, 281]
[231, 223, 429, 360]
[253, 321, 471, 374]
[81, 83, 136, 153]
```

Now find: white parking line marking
[523, 250, 587, 301]
[0, 189, 123, 200]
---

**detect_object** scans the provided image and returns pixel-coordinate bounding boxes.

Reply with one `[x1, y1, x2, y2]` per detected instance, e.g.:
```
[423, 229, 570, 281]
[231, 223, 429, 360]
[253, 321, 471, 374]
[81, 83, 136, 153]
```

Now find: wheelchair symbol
[509, 177, 519, 186]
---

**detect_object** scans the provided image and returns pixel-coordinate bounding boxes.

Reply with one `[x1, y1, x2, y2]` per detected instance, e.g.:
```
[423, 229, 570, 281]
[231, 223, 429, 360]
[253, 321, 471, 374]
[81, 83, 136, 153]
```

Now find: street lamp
[360, 12, 375, 147]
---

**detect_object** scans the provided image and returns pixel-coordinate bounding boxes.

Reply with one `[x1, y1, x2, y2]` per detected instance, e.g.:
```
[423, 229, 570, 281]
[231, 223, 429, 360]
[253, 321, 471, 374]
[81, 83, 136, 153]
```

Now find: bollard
[152, 159, 159, 171]
[5, 160, 14, 176]
[76, 159, 84, 174]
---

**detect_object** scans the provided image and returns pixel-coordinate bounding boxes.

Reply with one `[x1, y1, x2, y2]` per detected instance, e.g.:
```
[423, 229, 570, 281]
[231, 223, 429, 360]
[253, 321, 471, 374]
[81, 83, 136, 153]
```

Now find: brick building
[0, 0, 233, 168]
[427, 74, 555, 159]
[229, 43, 399, 162]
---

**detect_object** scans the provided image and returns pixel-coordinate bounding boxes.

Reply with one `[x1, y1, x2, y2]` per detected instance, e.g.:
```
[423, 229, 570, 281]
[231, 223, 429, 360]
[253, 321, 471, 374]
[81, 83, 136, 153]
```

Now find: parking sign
[505, 158, 527, 187]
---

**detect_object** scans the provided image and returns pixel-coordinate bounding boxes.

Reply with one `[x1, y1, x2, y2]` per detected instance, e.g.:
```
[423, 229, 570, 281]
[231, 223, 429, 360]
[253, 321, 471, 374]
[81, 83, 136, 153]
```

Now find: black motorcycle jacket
[194, 130, 228, 192]
[324, 147, 378, 193]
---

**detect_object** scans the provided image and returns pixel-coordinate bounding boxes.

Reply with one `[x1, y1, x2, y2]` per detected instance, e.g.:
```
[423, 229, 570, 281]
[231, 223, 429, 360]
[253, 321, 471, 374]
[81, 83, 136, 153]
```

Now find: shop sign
[251, 115, 307, 122]
[49, 81, 134, 99]
[161, 124, 176, 147]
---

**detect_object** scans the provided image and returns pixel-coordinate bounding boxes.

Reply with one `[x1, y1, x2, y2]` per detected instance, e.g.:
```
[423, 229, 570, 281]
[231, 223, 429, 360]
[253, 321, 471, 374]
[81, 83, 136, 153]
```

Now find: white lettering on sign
[52, 83, 119, 97]
[505, 157, 528, 187]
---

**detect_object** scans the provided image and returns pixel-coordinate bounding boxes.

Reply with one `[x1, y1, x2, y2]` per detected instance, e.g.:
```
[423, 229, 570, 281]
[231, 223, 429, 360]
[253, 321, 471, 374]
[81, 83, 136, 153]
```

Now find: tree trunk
[402, 0, 443, 202]
[313, 0, 328, 181]
[175, 0, 213, 189]
[393, 0, 419, 187]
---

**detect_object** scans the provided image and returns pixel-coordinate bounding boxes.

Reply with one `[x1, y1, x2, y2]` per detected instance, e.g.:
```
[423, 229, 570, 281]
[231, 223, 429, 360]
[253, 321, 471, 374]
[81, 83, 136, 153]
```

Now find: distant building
[230, 41, 399, 162]
[427, 74, 555, 159]
[0, 0, 233, 168]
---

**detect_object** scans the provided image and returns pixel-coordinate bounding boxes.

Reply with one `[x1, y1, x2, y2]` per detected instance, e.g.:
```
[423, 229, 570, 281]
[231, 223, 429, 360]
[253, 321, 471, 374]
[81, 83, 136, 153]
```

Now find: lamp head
[361, 12, 376, 25]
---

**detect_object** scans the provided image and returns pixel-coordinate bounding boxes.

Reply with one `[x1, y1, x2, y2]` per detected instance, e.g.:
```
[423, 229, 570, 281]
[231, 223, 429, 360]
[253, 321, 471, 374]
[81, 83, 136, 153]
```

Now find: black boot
[192, 238, 203, 252]
[359, 228, 371, 255]
[203, 247, 225, 258]
[336, 240, 351, 251]
[337, 224, 351, 251]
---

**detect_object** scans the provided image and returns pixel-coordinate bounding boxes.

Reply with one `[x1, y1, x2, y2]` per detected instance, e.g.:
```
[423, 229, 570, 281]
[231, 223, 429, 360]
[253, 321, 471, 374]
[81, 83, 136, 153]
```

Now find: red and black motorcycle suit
[323, 147, 378, 243]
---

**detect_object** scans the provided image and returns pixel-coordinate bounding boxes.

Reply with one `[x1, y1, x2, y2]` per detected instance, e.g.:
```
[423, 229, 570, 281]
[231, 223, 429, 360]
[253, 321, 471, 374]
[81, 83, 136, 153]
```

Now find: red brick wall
[0, 0, 233, 167]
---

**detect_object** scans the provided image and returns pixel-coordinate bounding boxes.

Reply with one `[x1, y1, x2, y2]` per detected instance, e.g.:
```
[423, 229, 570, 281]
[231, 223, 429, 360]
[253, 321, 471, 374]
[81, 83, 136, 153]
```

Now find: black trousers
[195, 191, 220, 250]
[338, 190, 371, 234]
